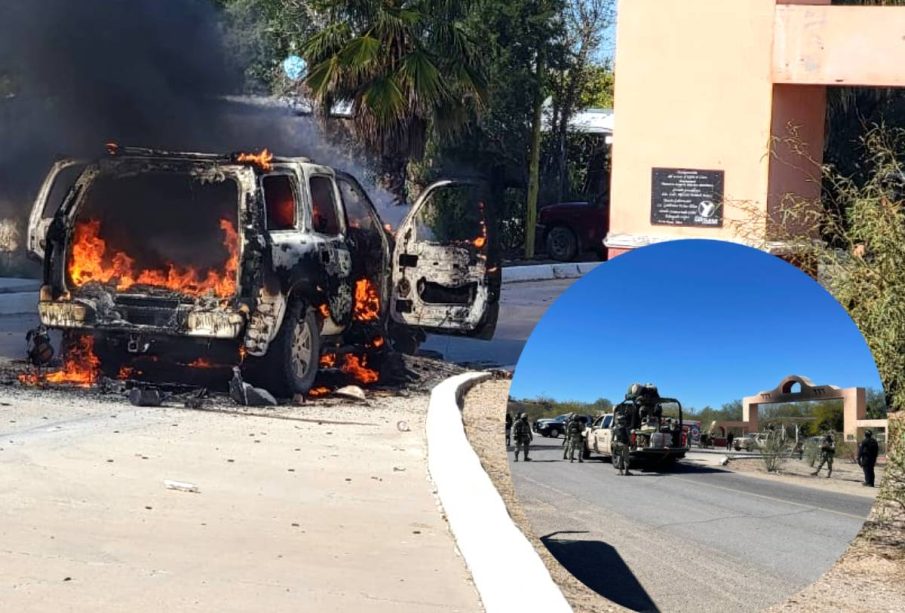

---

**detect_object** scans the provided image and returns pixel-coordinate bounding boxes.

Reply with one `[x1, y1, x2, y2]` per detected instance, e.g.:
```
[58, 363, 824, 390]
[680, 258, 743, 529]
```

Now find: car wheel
[546, 226, 578, 262]
[549, 427, 561, 439]
[246, 301, 320, 397]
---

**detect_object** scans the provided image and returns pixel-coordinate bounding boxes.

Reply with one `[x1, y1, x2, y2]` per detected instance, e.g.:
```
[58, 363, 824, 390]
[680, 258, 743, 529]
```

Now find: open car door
[390, 180, 500, 339]
[27, 159, 87, 261]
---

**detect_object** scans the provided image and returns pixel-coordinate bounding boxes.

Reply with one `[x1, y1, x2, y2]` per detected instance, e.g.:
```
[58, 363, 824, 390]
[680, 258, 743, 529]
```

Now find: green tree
[301, 0, 487, 202]
[867, 387, 889, 419]
[812, 401, 844, 433]
[721, 399, 743, 421]
[578, 63, 614, 109]
[215, 0, 312, 92]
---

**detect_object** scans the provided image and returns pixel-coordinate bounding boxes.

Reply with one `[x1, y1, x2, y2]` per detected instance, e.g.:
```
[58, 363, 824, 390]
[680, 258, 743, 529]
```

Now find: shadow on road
[541, 531, 660, 613]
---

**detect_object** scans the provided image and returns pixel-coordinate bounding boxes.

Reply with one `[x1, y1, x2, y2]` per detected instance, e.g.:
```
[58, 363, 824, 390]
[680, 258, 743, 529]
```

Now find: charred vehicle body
[583, 383, 688, 466]
[27, 146, 500, 395]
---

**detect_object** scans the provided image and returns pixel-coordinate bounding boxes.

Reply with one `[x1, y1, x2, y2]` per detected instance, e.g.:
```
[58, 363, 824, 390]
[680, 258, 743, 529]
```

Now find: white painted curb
[427, 372, 572, 613]
[502, 262, 601, 284]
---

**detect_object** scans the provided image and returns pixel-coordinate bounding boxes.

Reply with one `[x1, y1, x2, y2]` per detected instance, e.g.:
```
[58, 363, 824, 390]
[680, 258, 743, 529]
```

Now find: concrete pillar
[742, 397, 760, 433]
[606, 0, 905, 257]
[842, 387, 867, 441]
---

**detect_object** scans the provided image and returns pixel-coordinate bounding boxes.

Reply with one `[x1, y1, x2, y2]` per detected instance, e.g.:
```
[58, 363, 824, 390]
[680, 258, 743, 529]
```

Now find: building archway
[737, 375, 885, 441]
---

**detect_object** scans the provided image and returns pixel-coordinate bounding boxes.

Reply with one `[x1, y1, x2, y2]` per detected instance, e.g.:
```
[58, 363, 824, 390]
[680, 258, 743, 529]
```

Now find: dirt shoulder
[715, 453, 883, 499]
[766, 411, 905, 613]
[461, 378, 624, 613]
[462, 380, 905, 613]
[0, 385, 480, 612]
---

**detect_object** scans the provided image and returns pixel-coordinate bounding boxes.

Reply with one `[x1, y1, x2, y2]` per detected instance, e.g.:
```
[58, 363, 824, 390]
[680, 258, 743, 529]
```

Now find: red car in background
[535, 197, 609, 261]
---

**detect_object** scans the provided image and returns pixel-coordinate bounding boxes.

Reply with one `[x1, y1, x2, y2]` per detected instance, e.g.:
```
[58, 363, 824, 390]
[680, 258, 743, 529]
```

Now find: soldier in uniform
[858, 429, 880, 487]
[512, 412, 533, 462]
[505, 412, 513, 447]
[561, 413, 574, 457]
[811, 432, 836, 478]
[612, 411, 632, 476]
[564, 414, 585, 463]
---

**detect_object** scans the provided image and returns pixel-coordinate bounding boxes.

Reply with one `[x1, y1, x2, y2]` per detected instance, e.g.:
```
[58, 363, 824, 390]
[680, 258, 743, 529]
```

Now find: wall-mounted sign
[651, 168, 724, 227]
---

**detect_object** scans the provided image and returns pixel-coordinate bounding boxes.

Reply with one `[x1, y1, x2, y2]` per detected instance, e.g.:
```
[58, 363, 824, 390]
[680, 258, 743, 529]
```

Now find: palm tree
[302, 0, 486, 202]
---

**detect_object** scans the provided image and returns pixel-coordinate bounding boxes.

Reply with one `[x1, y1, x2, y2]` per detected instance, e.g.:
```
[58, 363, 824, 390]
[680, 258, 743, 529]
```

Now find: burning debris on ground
[2, 353, 466, 410]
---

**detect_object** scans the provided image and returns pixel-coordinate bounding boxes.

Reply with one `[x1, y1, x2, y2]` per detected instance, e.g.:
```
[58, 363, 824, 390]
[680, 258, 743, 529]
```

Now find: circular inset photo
[504, 240, 890, 612]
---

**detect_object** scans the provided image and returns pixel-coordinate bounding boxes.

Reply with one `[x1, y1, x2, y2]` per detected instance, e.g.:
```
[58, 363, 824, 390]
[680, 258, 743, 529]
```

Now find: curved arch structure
[740, 375, 885, 441]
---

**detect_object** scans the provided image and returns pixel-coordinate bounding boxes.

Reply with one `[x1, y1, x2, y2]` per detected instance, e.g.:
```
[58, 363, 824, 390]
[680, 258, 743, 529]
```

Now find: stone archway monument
[606, 0, 905, 258]
[742, 375, 885, 441]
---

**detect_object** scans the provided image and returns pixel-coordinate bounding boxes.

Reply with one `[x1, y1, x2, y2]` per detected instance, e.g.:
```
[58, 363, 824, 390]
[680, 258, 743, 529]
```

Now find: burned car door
[390, 180, 500, 338]
[27, 159, 87, 261]
[335, 171, 391, 322]
[301, 165, 354, 329]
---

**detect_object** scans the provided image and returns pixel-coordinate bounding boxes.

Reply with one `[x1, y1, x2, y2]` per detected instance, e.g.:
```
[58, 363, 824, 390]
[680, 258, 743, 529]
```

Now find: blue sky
[510, 240, 883, 410]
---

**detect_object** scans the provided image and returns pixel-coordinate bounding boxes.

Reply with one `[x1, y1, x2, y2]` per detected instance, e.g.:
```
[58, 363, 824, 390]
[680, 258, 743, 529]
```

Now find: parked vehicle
[583, 384, 688, 467]
[27, 146, 500, 395]
[533, 413, 593, 438]
[733, 433, 766, 452]
[534, 197, 608, 262]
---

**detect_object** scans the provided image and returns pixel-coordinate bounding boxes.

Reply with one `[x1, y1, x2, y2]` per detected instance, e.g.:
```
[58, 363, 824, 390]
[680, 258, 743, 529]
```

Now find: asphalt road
[510, 439, 874, 613]
[422, 278, 576, 369]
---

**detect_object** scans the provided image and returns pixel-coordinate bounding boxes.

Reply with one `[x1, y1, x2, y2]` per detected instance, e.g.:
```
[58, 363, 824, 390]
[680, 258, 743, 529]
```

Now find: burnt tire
[546, 226, 578, 262]
[247, 301, 320, 397]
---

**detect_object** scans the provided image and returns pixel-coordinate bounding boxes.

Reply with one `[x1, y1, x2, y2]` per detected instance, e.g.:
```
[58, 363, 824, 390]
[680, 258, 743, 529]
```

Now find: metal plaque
[651, 168, 724, 227]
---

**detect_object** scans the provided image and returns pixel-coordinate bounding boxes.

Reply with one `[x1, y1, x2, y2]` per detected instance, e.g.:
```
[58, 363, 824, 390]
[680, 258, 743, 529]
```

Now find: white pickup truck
[583, 396, 689, 467]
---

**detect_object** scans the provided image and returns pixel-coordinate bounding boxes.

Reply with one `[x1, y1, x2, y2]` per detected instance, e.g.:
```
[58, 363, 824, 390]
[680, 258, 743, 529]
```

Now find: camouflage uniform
[513, 413, 532, 462]
[563, 415, 585, 463]
[811, 433, 835, 478]
[612, 413, 632, 475]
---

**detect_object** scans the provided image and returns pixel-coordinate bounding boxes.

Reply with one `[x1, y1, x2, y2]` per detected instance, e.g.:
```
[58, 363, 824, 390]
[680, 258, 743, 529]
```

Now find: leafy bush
[760, 431, 790, 472]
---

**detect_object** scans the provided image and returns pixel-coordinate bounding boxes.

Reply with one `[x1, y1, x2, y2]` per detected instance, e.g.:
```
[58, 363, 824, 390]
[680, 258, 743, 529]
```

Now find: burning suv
[26, 146, 499, 395]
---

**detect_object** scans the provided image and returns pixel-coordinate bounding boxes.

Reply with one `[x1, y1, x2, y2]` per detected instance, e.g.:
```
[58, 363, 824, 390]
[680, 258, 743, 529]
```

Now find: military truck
[583, 383, 689, 466]
[26, 146, 500, 395]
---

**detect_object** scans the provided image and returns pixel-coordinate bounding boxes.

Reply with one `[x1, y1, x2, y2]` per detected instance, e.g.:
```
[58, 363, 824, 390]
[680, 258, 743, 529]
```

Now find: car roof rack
[103, 144, 311, 166]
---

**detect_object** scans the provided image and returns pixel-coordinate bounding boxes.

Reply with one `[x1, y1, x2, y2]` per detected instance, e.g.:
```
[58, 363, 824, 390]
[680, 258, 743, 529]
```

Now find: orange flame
[117, 365, 136, 380]
[18, 336, 100, 388]
[187, 358, 215, 369]
[341, 353, 379, 384]
[308, 386, 331, 397]
[473, 213, 487, 249]
[318, 304, 331, 320]
[68, 218, 239, 298]
[368, 336, 385, 349]
[353, 278, 380, 322]
[320, 353, 337, 368]
[236, 149, 274, 172]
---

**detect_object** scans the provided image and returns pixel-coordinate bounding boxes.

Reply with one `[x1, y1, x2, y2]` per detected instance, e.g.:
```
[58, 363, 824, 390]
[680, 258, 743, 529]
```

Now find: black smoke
[0, 0, 253, 213]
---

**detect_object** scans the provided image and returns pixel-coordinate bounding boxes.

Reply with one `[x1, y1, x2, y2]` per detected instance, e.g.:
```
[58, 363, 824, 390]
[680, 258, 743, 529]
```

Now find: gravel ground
[462, 380, 905, 613]
[766, 411, 905, 613]
[461, 378, 625, 613]
[0, 355, 481, 612]
[725, 454, 884, 499]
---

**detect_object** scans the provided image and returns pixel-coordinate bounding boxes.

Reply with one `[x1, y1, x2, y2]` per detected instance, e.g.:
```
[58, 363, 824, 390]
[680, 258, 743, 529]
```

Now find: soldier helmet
[865, 429, 873, 437]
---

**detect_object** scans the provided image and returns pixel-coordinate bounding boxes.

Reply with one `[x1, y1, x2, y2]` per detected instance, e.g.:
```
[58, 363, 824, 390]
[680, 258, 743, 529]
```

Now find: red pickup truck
[535, 198, 608, 261]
